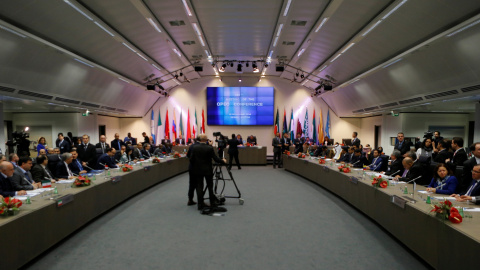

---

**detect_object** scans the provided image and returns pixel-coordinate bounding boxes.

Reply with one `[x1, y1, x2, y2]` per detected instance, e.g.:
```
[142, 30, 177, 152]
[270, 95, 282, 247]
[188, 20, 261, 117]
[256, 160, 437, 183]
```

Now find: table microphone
[389, 170, 401, 177]
[351, 160, 361, 165]
[404, 175, 422, 184]
[83, 164, 96, 171]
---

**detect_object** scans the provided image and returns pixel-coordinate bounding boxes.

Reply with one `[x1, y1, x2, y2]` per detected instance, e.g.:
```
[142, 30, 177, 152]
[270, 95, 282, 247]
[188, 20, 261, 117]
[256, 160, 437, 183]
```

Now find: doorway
[374, 125, 381, 149]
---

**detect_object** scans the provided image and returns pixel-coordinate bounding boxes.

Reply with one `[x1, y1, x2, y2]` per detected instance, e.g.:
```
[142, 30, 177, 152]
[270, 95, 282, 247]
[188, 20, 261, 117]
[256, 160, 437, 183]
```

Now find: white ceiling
[0, 0, 479, 117]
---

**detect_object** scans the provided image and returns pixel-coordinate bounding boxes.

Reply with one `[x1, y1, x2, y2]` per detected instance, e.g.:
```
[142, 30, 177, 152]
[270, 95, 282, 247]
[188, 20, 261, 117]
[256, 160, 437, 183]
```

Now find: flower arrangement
[297, 153, 306, 158]
[430, 199, 462, 224]
[152, 157, 161, 163]
[246, 142, 253, 147]
[122, 164, 133, 172]
[0, 197, 22, 216]
[72, 176, 92, 187]
[338, 165, 351, 173]
[173, 152, 181, 158]
[283, 150, 291, 156]
[371, 176, 388, 188]
[318, 159, 326, 164]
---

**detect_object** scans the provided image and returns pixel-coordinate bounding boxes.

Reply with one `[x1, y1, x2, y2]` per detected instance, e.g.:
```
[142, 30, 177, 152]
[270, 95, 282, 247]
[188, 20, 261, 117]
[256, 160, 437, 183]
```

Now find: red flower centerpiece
[152, 157, 161, 163]
[371, 175, 387, 188]
[0, 197, 23, 217]
[297, 153, 306, 158]
[122, 164, 133, 172]
[246, 142, 253, 147]
[430, 199, 463, 223]
[173, 152, 181, 158]
[284, 150, 291, 156]
[338, 165, 345, 172]
[318, 159, 326, 164]
[72, 176, 92, 187]
[342, 167, 351, 173]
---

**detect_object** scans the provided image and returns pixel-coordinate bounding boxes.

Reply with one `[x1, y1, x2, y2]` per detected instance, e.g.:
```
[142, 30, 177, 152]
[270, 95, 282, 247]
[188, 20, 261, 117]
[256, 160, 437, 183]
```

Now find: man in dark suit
[142, 132, 150, 145]
[77, 134, 97, 169]
[293, 133, 304, 154]
[132, 143, 144, 160]
[446, 137, 467, 167]
[69, 150, 87, 175]
[433, 140, 452, 163]
[348, 149, 365, 168]
[110, 133, 126, 151]
[394, 132, 410, 155]
[95, 135, 110, 154]
[57, 133, 71, 154]
[31, 155, 56, 182]
[236, 134, 244, 146]
[351, 132, 361, 148]
[0, 161, 27, 197]
[365, 149, 383, 171]
[9, 153, 19, 168]
[176, 135, 186, 145]
[336, 147, 349, 163]
[280, 133, 291, 167]
[247, 135, 257, 146]
[394, 157, 423, 183]
[141, 144, 152, 159]
[227, 134, 241, 170]
[187, 134, 226, 210]
[10, 156, 42, 190]
[384, 150, 404, 177]
[452, 164, 480, 201]
[186, 139, 200, 206]
[56, 153, 76, 179]
[161, 135, 171, 145]
[96, 148, 118, 169]
[272, 133, 282, 169]
[461, 142, 480, 193]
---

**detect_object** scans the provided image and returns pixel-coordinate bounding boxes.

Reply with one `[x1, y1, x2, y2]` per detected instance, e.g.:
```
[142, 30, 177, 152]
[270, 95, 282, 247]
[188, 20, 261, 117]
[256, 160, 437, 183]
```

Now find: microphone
[115, 159, 121, 163]
[83, 164, 96, 171]
[72, 173, 79, 177]
[404, 175, 422, 184]
[142, 154, 150, 159]
[350, 160, 361, 165]
[389, 170, 400, 177]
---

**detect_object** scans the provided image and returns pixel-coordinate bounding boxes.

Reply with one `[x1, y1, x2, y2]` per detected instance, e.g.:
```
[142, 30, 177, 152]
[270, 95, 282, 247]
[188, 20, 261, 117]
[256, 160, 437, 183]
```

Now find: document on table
[417, 191, 431, 194]
[26, 190, 41, 196]
[462, 207, 480, 212]
[433, 196, 456, 201]
[57, 179, 75, 184]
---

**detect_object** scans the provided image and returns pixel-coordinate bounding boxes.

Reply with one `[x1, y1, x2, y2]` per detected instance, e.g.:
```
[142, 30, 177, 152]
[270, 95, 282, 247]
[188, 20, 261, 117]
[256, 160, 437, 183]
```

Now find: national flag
[282, 108, 288, 134]
[325, 110, 331, 138]
[186, 108, 191, 141]
[312, 109, 317, 144]
[193, 108, 198, 138]
[165, 109, 170, 139]
[150, 110, 155, 145]
[201, 108, 205, 134]
[289, 108, 294, 140]
[156, 109, 162, 142]
[303, 108, 309, 138]
[179, 110, 184, 137]
[318, 109, 324, 144]
[296, 118, 302, 137]
[172, 109, 177, 139]
[274, 107, 279, 135]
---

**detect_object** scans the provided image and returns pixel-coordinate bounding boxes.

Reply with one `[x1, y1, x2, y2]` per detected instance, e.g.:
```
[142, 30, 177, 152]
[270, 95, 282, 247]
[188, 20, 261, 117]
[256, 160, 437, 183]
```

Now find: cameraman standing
[187, 134, 226, 210]
[227, 134, 241, 170]
[216, 134, 226, 158]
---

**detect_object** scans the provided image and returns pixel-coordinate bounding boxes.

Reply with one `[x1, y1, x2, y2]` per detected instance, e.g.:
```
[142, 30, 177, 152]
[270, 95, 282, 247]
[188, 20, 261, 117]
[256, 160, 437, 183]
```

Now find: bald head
[199, 134, 208, 142]
[0, 161, 15, 177]
[402, 157, 414, 169]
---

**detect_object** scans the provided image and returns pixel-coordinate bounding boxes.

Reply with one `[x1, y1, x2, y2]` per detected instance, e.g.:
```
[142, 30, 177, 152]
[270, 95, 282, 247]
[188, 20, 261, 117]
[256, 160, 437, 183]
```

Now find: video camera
[6, 131, 31, 156]
[423, 131, 433, 139]
[213, 132, 227, 148]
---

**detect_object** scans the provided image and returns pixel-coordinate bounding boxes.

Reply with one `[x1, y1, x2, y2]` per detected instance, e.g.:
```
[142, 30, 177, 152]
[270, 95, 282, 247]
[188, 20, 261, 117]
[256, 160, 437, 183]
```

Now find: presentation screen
[207, 86, 274, 125]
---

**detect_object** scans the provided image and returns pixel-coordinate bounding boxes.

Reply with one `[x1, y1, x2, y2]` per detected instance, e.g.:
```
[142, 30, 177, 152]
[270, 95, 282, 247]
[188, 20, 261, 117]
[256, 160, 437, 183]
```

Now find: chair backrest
[95, 148, 103, 159]
[380, 155, 389, 172]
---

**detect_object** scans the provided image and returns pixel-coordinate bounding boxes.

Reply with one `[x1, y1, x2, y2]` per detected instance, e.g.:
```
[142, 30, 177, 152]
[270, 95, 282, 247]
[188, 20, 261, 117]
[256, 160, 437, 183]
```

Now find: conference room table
[283, 155, 480, 270]
[174, 145, 267, 165]
[0, 157, 189, 269]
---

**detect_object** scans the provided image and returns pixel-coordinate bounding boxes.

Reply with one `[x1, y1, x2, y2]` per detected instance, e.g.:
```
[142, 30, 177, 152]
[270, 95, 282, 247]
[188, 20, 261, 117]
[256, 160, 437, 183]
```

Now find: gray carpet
[24, 167, 429, 270]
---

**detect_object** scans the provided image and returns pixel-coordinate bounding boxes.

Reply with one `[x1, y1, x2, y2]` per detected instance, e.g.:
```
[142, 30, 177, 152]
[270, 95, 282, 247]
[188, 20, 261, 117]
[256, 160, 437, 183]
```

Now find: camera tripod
[203, 163, 244, 206]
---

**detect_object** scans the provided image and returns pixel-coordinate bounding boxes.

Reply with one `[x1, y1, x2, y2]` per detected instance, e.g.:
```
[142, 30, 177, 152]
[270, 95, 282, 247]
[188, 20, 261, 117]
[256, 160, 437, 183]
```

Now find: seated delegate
[426, 163, 458, 195]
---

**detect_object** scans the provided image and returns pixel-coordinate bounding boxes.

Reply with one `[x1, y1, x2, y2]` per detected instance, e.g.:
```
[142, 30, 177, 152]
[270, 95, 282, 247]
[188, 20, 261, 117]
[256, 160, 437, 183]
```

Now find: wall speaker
[276, 65, 285, 72]
[146, 84, 155, 90]
[323, 85, 333, 91]
[194, 66, 203, 72]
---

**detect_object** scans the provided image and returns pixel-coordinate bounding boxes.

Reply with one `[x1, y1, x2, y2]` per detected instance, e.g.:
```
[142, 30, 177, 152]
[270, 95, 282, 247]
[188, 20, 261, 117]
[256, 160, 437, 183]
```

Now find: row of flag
[274, 107, 331, 144]
[151, 108, 205, 144]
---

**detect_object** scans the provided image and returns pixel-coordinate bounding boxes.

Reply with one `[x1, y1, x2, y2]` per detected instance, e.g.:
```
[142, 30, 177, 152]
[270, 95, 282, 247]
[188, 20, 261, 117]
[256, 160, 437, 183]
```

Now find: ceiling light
[74, 58, 94, 68]
[362, 20, 382, 37]
[179, 71, 184, 76]
[174, 74, 179, 79]
[268, 50, 274, 58]
[0, 25, 27, 38]
[273, 37, 279, 47]
[63, 0, 93, 21]
[239, 78, 242, 82]
[182, 0, 192, 16]
[147, 18, 162, 33]
[122, 43, 136, 53]
[382, 58, 402, 68]
[330, 54, 342, 62]
[276, 24, 284, 37]
[315, 18, 328, 32]
[173, 48, 181, 57]
[382, 0, 408, 20]
[230, 62, 234, 67]
[300, 73, 305, 79]
[205, 50, 210, 57]
[94, 21, 115, 36]
[297, 48, 305, 57]
[348, 79, 360, 85]
[118, 77, 130, 83]
[295, 71, 299, 77]
[341, 43, 355, 54]
[246, 62, 249, 67]
[301, 79, 309, 86]
[220, 64, 226, 72]
[319, 65, 327, 72]
[283, 0, 292, 16]
[137, 53, 148, 61]
[198, 35, 205, 46]
[152, 64, 161, 71]
[192, 23, 201, 36]
[237, 64, 243, 72]
[446, 19, 480, 37]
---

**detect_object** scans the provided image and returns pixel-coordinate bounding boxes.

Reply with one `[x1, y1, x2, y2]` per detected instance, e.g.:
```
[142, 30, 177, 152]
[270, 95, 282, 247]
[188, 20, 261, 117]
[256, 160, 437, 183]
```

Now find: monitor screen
[207, 86, 274, 125]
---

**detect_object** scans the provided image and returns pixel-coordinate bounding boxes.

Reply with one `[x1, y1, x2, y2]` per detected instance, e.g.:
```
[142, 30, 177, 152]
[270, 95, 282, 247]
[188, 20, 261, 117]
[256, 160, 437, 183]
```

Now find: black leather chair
[46, 154, 60, 178]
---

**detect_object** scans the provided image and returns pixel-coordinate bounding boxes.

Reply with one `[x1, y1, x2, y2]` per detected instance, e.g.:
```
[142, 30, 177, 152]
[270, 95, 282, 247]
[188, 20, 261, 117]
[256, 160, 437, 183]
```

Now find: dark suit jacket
[293, 138, 304, 153]
[336, 153, 349, 163]
[31, 164, 55, 182]
[56, 161, 73, 179]
[143, 136, 150, 145]
[272, 137, 282, 153]
[58, 139, 71, 154]
[132, 147, 143, 159]
[10, 167, 35, 190]
[175, 138, 186, 145]
[141, 149, 152, 158]
[96, 154, 117, 169]
[110, 139, 126, 151]
[77, 143, 97, 168]
[451, 148, 468, 167]
[399, 162, 423, 183]
[462, 179, 480, 196]
[385, 159, 404, 177]
[352, 138, 361, 148]
[227, 139, 240, 154]
[0, 174, 17, 197]
[280, 138, 291, 152]
[161, 139, 171, 145]
[368, 157, 383, 171]
[46, 154, 61, 178]
[187, 143, 223, 176]
[247, 137, 257, 145]
[433, 149, 453, 164]
[462, 158, 479, 193]
[161, 145, 172, 154]
[95, 142, 110, 154]
[69, 159, 85, 175]
[394, 141, 410, 155]
[349, 155, 365, 168]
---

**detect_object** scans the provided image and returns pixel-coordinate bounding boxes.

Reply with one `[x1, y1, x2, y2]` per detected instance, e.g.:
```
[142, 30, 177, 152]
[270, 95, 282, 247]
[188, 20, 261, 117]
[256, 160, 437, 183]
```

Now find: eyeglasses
[472, 170, 480, 173]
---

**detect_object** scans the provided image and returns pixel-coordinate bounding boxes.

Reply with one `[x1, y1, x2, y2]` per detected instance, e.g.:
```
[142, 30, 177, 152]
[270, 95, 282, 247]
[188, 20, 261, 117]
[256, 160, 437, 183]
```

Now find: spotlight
[220, 63, 226, 72]
[300, 73, 305, 79]
[252, 62, 259, 72]
[265, 63, 269, 67]
[230, 62, 234, 67]
[246, 62, 249, 67]
[164, 92, 168, 97]
[174, 74, 179, 79]
[184, 76, 190, 83]
[296, 71, 299, 77]
[147, 84, 156, 90]
[239, 77, 242, 82]
[179, 70, 183, 77]
[156, 83, 165, 91]
[237, 64, 242, 72]
[212, 63, 215, 67]
[315, 84, 323, 91]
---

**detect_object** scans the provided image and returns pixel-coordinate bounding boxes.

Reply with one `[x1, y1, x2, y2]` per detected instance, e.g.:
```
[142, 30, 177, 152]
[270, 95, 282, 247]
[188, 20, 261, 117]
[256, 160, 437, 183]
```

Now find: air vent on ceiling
[379, 102, 398, 108]
[191, 55, 202, 59]
[81, 102, 100, 108]
[116, 109, 128, 113]
[398, 97, 423, 105]
[0, 86, 15, 93]
[182, 40, 196, 45]
[55, 97, 80, 104]
[17, 90, 53, 100]
[291, 20, 307, 26]
[278, 55, 288, 59]
[461, 84, 480, 93]
[352, 109, 364, 113]
[102, 106, 116, 111]
[424, 89, 458, 99]
[169, 20, 185, 26]
[364, 106, 379, 111]
[282, 41, 295, 46]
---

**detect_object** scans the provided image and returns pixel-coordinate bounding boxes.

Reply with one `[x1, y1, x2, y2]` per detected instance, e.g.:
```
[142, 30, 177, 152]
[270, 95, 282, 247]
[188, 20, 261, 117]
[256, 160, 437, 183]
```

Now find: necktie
[77, 160, 83, 171]
[402, 169, 409, 178]
[84, 144, 88, 150]
[66, 163, 73, 176]
[24, 172, 33, 184]
[118, 141, 120, 150]
[466, 181, 479, 196]
[44, 167, 53, 179]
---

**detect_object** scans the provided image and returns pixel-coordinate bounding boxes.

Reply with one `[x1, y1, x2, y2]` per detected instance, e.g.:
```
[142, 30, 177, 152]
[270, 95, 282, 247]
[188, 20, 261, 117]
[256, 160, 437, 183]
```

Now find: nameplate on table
[112, 175, 122, 183]
[391, 195, 407, 209]
[349, 176, 359, 184]
[56, 194, 74, 208]
[144, 166, 151, 171]
[323, 166, 330, 172]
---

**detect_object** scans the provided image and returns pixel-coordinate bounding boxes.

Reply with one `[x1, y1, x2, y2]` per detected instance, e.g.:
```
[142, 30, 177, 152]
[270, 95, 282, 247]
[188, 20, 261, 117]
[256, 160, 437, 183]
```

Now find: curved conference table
[283, 155, 480, 270]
